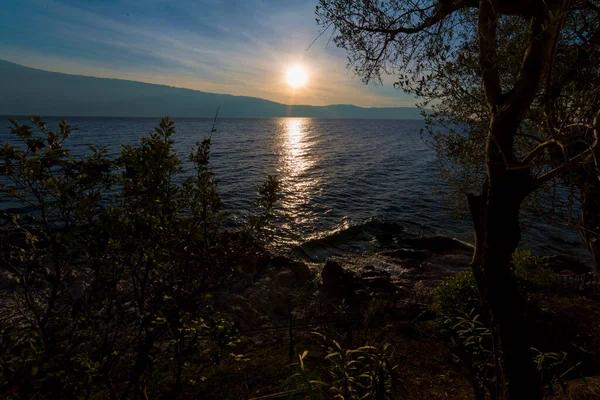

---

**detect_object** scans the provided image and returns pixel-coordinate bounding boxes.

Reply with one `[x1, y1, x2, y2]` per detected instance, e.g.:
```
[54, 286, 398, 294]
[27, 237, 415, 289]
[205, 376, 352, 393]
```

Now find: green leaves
[302, 331, 403, 399]
[432, 271, 481, 318]
[0, 115, 281, 398]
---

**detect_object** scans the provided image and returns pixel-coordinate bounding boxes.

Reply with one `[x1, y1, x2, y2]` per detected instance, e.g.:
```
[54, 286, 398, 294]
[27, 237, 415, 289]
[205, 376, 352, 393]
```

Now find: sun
[286, 66, 307, 88]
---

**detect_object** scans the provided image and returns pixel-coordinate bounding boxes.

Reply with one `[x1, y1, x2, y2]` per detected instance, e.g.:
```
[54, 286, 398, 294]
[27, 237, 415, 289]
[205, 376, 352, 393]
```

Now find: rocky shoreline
[206, 235, 595, 333]
[1, 230, 594, 333]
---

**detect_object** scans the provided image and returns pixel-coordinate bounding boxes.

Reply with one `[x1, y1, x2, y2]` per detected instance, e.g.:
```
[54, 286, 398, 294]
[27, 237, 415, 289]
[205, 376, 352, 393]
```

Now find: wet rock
[384, 248, 432, 260]
[539, 255, 590, 275]
[402, 236, 473, 254]
[375, 232, 395, 244]
[270, 256, 312, 284]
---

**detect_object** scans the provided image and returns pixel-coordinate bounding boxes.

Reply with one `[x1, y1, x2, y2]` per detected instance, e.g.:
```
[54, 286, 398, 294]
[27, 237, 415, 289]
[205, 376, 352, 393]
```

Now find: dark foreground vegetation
[1, 0, 600, 399]
[315, 0, 600, 398]
[0, 117, 599, 400]
[0, 116, 281, 399]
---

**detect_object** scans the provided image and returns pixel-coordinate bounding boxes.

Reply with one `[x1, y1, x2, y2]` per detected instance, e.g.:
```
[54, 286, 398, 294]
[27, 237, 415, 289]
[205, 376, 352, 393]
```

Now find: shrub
[432, 271, 481, 318]
[512, 249, 553, 290]
[288, 330, 404, 400]
[0, 116, 278, 399]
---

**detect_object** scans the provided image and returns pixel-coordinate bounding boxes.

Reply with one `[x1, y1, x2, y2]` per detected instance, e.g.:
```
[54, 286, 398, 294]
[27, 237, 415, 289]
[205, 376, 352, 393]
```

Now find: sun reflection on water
[277, 118, 320, 240]
[283, 118, 311, 175]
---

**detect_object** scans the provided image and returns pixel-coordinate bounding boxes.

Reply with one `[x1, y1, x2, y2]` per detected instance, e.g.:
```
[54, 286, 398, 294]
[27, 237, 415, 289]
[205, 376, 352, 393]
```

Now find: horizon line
[0, 59, 420, 111]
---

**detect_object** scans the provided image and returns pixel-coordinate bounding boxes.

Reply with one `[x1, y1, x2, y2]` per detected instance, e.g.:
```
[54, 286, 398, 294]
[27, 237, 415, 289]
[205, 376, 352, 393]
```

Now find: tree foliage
[316, 1, 600, 398]
[0, 116, 279, 399]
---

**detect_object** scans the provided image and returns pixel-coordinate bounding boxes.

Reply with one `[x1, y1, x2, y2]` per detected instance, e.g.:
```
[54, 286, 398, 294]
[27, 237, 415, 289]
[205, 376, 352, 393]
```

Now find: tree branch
[479, 0, 502, 109]
[506, 3, 565, 119]
[535, 109, 600, 186]
[521, 139, 559, 165]
[343, 0, 463, 36]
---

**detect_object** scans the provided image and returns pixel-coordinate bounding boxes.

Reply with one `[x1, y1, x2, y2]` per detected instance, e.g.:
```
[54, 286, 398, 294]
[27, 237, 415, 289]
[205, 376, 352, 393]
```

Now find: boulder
[539, 255, 590, 275]
[270, 256, 312, 284]
[321, 260, 356, 299]
[272, 270, 297, 287]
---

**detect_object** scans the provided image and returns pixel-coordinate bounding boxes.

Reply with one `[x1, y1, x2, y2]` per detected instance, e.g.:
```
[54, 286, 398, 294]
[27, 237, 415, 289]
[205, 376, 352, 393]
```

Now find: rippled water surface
[0, 117, 586, 259]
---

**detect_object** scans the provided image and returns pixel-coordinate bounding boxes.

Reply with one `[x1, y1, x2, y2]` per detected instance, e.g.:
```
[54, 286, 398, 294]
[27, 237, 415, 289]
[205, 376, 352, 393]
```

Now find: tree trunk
[469, 117, 541, 399]
[581, 181, 600, 272]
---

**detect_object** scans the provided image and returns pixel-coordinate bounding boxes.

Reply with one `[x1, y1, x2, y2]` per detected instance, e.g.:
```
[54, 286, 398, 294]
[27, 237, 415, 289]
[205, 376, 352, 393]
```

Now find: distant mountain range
[0, 60, 422, 119]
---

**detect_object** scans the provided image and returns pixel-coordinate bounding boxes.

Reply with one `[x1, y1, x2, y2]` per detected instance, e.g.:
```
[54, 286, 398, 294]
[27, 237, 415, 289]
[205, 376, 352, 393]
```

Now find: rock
[322, 260, 345, 284]
[270, 256, 312, 284]
[375, 233, 395, 244]
[384, 248, 432, 260]
[363, 265, 375, 271]
[416, 262, 434, 273]
[363, 276, 397, 293]
[435, 253, 472, 267]
[360, 266, 390, 278]
[321, 260, 356, 299]
[539, 255, 590, 275]
[272, 270, 297, 287]
[402, 236, 473, 254]
[361, 269, 391, 278]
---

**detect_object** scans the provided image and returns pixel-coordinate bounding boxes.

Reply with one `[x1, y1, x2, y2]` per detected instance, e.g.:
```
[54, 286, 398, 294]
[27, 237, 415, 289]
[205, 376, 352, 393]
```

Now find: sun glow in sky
[0, 0, 417, 107]
[286, 66, 307, 88]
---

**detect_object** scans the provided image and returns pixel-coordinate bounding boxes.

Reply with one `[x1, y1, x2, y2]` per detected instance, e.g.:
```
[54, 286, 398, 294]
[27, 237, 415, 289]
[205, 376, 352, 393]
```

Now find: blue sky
[0, 0, 417, 107]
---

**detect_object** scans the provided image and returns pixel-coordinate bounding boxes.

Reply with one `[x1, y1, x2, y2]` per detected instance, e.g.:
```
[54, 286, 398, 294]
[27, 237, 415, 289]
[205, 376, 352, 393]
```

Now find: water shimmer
[0, 117, 585, 259]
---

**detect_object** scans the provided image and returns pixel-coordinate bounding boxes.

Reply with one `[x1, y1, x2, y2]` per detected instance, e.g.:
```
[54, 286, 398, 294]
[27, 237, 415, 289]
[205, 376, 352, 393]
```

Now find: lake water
[0, 116, 587, 260]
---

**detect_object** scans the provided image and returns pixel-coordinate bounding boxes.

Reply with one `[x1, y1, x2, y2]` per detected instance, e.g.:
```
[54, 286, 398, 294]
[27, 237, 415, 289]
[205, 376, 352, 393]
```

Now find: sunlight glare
[286, 66, 307, 88]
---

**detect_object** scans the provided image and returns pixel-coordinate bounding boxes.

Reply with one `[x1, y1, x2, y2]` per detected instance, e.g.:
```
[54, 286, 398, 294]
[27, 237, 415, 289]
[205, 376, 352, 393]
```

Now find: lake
[0, 116, 587, 260]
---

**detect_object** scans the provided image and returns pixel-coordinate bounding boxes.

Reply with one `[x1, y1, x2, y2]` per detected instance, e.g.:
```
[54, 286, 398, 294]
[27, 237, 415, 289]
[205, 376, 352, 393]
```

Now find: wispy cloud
[0, 0, 417, 107]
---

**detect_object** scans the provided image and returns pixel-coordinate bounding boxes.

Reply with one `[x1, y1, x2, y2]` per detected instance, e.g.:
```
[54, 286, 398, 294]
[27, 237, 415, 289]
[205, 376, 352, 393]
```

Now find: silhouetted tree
[317, 1, 600, 398]
[410, 9, 600, 271]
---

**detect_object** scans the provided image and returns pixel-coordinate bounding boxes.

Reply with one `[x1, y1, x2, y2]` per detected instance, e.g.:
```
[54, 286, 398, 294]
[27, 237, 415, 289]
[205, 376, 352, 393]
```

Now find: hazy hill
[0, 60, 422, 119]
